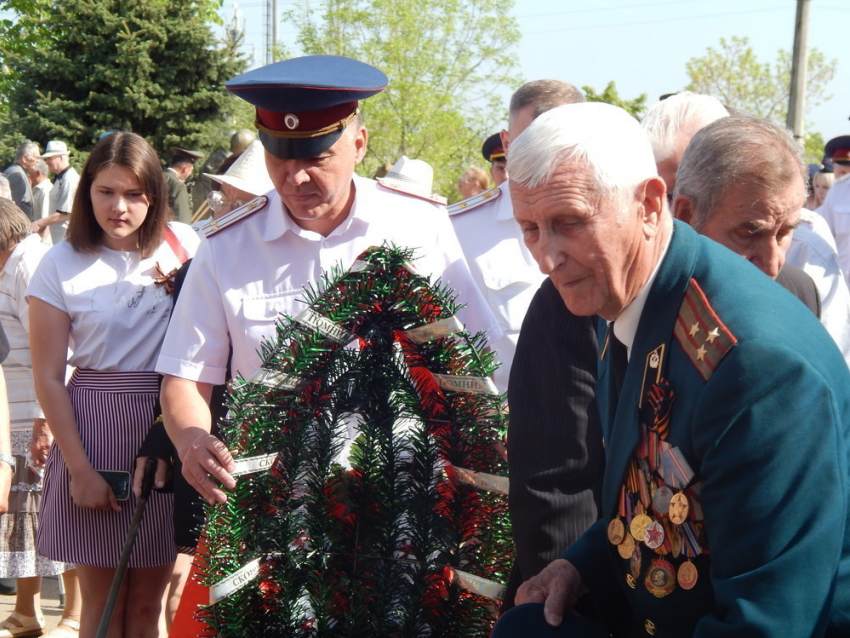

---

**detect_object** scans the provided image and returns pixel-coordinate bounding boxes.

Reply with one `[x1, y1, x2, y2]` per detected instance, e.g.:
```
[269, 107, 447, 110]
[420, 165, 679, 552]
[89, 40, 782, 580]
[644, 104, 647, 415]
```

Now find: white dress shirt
[157, 176, 500, 385]
[786, 208, 850, 368]
[816, 175, 850, 286]
[450, 181, 546, 392]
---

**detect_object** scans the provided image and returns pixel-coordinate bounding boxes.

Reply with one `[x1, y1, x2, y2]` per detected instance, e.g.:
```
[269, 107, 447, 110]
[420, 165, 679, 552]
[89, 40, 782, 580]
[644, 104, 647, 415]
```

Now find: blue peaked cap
[226, 56, 387, 158]
[226, 55, 388, 112]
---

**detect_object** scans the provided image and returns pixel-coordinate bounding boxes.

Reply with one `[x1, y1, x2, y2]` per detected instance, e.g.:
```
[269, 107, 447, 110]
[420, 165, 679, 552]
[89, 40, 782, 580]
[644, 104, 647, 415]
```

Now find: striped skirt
[37, 369, 175, 568]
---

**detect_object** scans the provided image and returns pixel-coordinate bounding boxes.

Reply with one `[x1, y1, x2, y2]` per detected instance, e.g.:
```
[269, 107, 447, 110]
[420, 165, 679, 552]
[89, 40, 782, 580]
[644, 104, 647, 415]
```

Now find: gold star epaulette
[447, 186, 501, 217]
[673, 278, 737, 381]
[202, 195, 269, 238]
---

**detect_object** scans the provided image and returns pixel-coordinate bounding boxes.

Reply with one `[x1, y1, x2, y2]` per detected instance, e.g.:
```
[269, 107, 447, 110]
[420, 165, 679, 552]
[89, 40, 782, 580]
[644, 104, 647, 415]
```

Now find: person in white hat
[202, 140, 274, 221]
[32, 141, 79, 245]
[376, 156, 446, 204]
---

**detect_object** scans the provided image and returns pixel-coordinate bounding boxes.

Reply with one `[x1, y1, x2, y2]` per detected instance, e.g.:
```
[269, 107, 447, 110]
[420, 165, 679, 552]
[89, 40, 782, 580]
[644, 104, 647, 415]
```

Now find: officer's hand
[179, 431, 236, 505]
[133, 456, 170, 498]
[515, 558, 584, 627]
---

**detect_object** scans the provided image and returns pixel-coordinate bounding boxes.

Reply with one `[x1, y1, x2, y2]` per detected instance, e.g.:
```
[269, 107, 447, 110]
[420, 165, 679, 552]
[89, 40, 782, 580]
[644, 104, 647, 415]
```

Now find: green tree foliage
[804, 131, 826, 166]
[0, 0, 246, 163]
[285, 0, 521, 201]
[583, 81, 647, 120]
[685, 36, 837, 161]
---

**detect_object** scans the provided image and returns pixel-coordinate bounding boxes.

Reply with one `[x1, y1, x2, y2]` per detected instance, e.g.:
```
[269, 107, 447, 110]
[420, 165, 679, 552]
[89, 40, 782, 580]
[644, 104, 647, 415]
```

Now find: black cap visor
[259, 128, 344, 160]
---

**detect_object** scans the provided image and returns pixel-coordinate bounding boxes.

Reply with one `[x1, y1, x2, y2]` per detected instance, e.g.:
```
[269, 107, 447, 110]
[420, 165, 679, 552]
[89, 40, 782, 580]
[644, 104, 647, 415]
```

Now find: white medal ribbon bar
[403, 316, 464, 344]
[433, 373, 498, 395]
[295, 308, 355, 345]
[249, 368, 308, 391]
[452, 569, 506, 601]
[349, 260, 376, 273]
[453, 466, 509, 496]
[401, 261, 419, 275]
[230, 453, 278, 478]
[209, 558, 260, 605]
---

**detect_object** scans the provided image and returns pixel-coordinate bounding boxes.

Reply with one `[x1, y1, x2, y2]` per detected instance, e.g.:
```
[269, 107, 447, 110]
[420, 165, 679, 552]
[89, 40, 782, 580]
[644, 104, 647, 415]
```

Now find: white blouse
[27, 222, 199, 372]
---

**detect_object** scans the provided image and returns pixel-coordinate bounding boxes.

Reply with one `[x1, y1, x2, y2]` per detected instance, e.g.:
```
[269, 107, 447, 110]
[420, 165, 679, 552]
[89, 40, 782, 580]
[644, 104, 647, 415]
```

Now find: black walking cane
[96, 457, 158, 638]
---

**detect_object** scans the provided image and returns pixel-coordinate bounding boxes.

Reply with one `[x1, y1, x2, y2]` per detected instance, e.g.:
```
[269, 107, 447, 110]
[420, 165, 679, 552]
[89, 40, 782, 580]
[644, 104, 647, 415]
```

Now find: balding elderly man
[642, 96, 850, 367]
[492, 103, 850, 637]
[3, 142, 39, 221]
[673, 116, 850, 367]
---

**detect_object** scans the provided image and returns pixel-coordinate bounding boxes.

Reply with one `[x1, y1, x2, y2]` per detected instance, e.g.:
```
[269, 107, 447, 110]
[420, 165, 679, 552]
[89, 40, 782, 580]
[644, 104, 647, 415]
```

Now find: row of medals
[607, 479, 700, 598]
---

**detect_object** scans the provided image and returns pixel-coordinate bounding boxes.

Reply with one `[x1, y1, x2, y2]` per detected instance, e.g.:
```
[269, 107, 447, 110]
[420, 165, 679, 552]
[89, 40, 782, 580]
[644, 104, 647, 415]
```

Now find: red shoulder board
[673, 278, 737, 381]
[202, 195, 269, 238]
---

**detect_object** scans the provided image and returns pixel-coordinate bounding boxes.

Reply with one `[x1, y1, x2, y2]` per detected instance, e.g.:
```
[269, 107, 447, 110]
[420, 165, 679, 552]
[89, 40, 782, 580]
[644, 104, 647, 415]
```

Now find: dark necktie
[607, 323, 628, 403]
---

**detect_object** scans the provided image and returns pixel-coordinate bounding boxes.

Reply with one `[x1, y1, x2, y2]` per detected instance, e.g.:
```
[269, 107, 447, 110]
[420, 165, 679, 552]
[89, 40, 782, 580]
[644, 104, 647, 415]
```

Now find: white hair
[507, 102, 658, 196]
[640, 91, 729, 162]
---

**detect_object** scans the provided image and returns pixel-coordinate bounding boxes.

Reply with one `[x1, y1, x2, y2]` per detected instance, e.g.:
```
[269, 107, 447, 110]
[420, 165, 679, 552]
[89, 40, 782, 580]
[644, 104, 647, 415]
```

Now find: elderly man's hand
[178, 430, 236, 505]
[515, 558, 584, 627]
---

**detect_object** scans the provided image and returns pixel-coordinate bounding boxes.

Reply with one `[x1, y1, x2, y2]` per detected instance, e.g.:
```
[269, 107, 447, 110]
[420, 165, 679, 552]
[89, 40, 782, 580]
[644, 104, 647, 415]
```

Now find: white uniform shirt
[786, 208, 850, 368]
[156, 176, 500, 385]
[0, 234, 50, 427]
[48, 166, 80, 245]
[27, 222, 199, 371]
[816, 175, 850, 286]
[450, 181, 546, 392]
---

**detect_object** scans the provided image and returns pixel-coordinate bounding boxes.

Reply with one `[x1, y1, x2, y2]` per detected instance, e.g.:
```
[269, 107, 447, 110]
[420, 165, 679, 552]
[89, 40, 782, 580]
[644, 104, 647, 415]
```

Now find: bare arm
[29, 297, 119, 512]
[0, 370, 13, 513]
[160, 374, 234, 505]
[31, 212, 69, 234]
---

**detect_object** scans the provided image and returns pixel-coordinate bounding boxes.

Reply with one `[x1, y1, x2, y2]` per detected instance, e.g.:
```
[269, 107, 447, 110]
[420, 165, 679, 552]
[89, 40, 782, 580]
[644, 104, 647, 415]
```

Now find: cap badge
[284, 113, 300, 130]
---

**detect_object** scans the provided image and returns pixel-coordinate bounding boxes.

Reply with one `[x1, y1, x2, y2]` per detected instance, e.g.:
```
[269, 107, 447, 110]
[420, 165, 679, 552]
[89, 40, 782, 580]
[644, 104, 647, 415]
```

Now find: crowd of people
[0, 51, 845, 638]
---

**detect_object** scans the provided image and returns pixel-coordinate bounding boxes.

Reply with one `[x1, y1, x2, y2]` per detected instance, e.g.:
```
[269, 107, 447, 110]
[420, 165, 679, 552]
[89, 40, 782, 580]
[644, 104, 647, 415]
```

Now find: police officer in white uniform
[448, 80, 584, 392]
[156, 55, 499, 505]
[817, 135, 850, 285]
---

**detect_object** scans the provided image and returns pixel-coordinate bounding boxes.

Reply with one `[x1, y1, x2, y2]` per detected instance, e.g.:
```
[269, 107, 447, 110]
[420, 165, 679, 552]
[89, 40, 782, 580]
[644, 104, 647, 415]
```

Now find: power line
[522, 6, 793, 35]
[516, 0, 706, 20]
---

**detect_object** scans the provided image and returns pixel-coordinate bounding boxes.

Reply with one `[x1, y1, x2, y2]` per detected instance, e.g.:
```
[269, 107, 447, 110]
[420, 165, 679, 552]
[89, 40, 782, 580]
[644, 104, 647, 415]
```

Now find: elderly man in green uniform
[491, 102, 850, 637]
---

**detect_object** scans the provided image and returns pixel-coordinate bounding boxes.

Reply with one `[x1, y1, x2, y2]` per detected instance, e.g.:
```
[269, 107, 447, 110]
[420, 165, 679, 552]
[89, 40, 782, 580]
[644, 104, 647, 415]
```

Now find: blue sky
[223, 0, 849, 149]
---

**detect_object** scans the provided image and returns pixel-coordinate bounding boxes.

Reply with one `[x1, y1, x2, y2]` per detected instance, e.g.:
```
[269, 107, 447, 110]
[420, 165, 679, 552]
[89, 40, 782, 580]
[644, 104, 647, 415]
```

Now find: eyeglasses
[206, 190, 227, 214]
[206, 189, 248, 216]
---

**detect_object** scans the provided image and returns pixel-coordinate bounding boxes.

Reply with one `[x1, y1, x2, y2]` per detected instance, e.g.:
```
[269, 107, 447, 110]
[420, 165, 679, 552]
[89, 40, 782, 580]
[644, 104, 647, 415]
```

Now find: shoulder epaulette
[673, 278, 737, 381]
[202, 195, 269, 238]
[376, 181, 447, 205]
[447, 186, 501, 217]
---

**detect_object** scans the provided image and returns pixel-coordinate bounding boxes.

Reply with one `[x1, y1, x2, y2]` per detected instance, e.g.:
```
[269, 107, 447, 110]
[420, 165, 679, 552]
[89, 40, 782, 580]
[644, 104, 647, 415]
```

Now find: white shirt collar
[264, 175, 369, 243]
[496, 180, 513, 221]
[612, 227, 673, 359]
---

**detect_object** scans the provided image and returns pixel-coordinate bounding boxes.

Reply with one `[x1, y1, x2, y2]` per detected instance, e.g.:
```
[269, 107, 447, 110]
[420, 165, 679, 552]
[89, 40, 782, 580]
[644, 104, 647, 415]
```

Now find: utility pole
[265, 0, 279, 64]
[786, 0, 811, 143]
